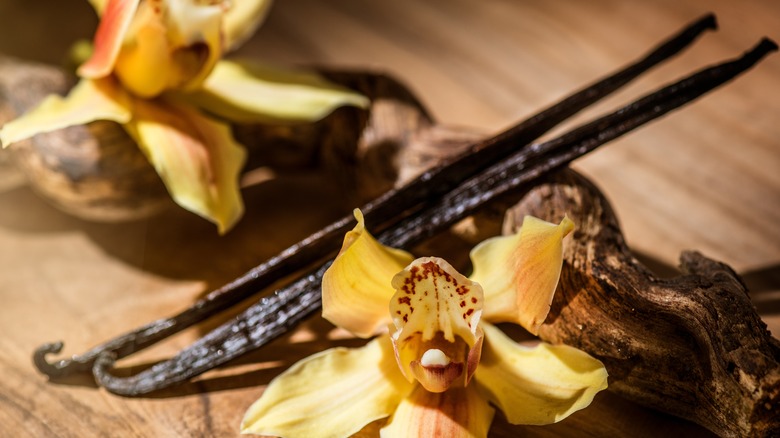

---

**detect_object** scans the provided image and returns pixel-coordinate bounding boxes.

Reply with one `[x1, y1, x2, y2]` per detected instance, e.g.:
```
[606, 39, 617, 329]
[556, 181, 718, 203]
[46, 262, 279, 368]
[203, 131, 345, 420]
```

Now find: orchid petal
[322, 209, 414, 337]
[78, 0, 140, 78]
[381, 385, 494, 438]
[222, 0, 274, 51]
[469, 215, 574, 334]
[185, 60, 369, 123]
[124, 98, 245, 234]
[241, 336, 412, 438]
[0, 78, 131, 147]
[475, 322, 608, 425]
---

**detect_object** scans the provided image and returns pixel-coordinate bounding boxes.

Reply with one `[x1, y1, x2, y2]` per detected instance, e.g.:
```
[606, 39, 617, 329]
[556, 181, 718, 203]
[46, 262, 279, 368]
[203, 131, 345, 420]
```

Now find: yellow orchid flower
[0, 0, 368, 233]
[241, 210, 608, 437]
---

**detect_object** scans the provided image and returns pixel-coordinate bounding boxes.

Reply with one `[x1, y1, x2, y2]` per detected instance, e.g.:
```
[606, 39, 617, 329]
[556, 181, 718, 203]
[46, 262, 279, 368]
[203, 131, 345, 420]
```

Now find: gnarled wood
[496, 170, 780, 438]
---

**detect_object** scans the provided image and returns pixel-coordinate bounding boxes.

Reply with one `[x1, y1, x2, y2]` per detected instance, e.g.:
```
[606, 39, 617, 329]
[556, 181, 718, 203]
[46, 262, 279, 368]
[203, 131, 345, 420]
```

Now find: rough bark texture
[495, 170, 780, 438]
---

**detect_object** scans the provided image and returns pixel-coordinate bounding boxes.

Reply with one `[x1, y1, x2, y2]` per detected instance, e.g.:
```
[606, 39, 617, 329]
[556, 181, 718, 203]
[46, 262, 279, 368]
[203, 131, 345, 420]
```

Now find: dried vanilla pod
[86, 35, 778, 396]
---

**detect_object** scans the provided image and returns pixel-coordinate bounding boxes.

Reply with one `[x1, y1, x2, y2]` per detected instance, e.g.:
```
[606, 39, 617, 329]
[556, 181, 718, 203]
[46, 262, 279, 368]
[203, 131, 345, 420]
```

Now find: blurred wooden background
[0, 1, 778, 436]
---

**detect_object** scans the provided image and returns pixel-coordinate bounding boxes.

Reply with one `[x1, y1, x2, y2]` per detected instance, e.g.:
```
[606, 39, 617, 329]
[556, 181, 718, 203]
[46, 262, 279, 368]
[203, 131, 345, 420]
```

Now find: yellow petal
[241, 335, 412, 438]
[0, 77, 131, 147]
[124, 98, 245, 234]
[469, 215, 574, 334]
[222, 0, 274, 51]
[78, 0, 140, 78]
[184, 60, 369, 123]
[381, 385, 495, 438]
[474, 322, 608, 425]
[322, 209, 414, 337]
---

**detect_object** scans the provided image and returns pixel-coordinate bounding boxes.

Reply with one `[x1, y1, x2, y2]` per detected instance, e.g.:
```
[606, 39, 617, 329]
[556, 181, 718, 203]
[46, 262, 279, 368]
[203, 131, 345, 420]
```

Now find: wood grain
[0, 1, 778, 437]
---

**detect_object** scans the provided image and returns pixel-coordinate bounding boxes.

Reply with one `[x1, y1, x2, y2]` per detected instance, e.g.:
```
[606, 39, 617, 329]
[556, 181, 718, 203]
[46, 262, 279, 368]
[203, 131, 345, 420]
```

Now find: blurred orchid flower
[241, 209, 608, 437]
[0, 0, 368, 233]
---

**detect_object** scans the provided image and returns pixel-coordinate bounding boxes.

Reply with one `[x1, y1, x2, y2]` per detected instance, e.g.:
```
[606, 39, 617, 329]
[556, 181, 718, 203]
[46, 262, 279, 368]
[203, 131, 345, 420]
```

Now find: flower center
[389, 257, 485, 393]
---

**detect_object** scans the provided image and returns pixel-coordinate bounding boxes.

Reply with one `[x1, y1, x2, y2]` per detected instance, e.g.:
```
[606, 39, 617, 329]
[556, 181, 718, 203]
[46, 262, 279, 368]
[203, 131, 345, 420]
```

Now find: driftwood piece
[489, 170, 780, 438]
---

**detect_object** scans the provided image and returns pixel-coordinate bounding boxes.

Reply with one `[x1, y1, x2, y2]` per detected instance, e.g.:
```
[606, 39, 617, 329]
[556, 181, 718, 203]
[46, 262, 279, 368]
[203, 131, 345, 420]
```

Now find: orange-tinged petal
[322, 209, 414, 337]
[124, 97, 245, 234]
[474, 322, 608, 425]
[222, 0, 274, 51]
[0, 77, 131, 147]
[380, 385, 495, 438]
[184, 60, 369, 123]
[241, 336, 412, 438]
[469, 215, 574, 334]
[78, 0, 140, 78]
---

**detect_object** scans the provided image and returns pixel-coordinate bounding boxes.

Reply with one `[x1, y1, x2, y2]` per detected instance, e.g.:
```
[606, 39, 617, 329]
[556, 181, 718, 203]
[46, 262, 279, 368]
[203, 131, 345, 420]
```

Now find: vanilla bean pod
[33, 15, 718, 379]
[90, 37, 777, 395]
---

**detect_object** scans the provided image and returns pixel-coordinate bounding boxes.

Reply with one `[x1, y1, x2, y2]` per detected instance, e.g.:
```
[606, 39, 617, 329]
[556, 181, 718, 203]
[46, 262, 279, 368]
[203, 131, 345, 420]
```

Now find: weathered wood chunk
[496, 170, 780, 438]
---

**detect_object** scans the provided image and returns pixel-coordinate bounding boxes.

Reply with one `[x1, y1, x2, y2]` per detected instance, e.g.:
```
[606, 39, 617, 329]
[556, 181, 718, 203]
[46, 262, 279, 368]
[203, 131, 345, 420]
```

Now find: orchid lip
[411, 359, 465, 393]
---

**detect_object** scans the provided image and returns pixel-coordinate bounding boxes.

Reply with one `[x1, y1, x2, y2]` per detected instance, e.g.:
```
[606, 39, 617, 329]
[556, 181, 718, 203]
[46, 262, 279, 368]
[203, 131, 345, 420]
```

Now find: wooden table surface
[1, 1, 778, 436]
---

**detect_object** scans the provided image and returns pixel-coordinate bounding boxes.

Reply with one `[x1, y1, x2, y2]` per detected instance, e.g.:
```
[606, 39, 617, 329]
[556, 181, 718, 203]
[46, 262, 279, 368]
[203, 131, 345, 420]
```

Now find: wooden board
[1, 1, 778, 436]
